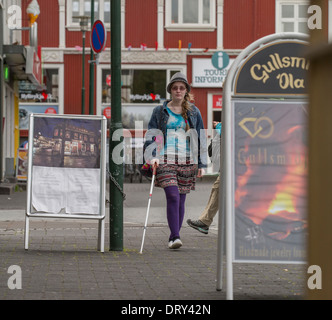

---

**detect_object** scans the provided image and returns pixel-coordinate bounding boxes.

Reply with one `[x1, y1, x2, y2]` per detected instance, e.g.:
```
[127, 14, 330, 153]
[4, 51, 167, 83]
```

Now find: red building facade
[17, 0, 316, 162]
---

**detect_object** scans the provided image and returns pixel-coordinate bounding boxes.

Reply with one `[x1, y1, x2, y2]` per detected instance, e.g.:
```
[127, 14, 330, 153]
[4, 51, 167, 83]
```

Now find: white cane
[139, 163, 157, 254]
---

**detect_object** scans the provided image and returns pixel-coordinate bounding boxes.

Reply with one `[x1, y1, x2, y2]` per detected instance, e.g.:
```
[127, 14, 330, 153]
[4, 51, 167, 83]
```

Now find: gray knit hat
[167, 72, 191, 93]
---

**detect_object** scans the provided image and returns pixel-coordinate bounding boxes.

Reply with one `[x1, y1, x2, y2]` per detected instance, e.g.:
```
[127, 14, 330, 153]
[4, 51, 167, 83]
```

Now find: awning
[3, 44, 42, 87]
[3, 44, 27, 81]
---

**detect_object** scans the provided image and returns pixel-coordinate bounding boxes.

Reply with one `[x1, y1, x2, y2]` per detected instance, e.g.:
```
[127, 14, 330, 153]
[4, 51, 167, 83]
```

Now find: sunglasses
[171, 86, 186, 91]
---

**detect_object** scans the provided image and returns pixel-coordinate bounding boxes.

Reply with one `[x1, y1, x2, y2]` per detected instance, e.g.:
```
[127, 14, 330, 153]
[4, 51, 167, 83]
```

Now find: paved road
[0, 178, 307, 302]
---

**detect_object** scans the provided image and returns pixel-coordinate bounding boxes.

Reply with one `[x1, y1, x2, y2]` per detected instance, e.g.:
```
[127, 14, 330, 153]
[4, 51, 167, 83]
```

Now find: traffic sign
[91, 20, 107, 54]
[211, 51, 229, 70]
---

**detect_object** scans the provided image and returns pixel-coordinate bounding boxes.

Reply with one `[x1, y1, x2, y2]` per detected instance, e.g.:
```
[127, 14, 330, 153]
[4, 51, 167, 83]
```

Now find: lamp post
[73, 15, 89, 114]
[89, 0, 95, 115]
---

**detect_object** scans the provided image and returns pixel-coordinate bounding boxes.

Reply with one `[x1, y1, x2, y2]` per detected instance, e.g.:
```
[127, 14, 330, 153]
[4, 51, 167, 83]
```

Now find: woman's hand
[197, 168, 204, 178]
[151, 158, 160, 168]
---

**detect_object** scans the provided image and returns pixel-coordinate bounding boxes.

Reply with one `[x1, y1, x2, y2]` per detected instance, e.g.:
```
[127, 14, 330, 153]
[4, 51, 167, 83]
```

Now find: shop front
[97, 61, 186, 181]
[19, 65, 64, 145]
[190, 53, 234, 173]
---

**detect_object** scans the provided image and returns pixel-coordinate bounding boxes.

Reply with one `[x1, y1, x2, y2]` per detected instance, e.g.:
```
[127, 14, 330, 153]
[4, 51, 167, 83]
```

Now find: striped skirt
[155, 156, 198, 194]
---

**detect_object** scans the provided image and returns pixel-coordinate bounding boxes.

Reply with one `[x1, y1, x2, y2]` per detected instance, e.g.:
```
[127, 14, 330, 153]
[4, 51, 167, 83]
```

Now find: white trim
[121, 0, 125, 48]
[38, 63, 64, 114]
[58, 0, 66, 48]
[41, 48, 64, 63]
[4, 85, 15, 158]
[217, 0, 224, 49]
[207, 93, 213, 138]
[165, 26, 216, 32]
[57, 64, 64, 114]
[157, 0, 164, 49]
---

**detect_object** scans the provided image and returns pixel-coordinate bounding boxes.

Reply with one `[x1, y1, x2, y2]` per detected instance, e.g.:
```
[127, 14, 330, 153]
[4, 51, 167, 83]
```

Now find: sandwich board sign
[24, 114, 107, 252]
[216, 33, 309, 299]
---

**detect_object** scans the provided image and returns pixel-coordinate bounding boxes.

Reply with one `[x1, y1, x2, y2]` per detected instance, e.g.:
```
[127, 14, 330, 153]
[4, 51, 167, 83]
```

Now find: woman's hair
[181, 92, 194, 131]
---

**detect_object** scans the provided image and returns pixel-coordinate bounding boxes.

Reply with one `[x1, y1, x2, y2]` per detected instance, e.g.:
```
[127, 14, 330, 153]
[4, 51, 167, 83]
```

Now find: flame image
[268, 191, 296, 215]
[235, 123, 307, 241]
[265, 125, 307, 239]
[27, 0, 40, 25]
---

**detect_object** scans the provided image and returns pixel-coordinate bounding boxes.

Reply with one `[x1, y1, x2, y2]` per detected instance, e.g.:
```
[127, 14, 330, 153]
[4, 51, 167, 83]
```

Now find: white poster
[30, 116, 103, 216]
[192, 58, 234, 88]
[32, 167, 100, 214]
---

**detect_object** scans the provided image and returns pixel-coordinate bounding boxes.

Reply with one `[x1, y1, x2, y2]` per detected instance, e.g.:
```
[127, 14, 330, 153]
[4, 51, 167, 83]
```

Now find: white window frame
[66, 0, 111, 31]
[19, 64, 64, 114]
[165, 0, 216, 32]
[276, 0, 310, 34]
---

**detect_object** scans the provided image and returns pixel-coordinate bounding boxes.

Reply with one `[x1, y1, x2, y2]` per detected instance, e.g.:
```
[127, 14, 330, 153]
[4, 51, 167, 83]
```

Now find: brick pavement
[0, 218, 307, 301]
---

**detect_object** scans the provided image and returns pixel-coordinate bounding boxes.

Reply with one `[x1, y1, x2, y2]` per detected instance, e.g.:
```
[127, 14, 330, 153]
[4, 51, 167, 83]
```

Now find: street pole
[89, 0, 95, 115]
[0, 5, 3, 182]
[81, 30, 86, 114]
[307, 0, 332, 300]
[109, 0, 123, 251]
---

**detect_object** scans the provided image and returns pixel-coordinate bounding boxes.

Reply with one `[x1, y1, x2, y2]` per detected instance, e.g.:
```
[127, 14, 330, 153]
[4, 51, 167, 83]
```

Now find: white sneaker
[169, 238, 182, 249]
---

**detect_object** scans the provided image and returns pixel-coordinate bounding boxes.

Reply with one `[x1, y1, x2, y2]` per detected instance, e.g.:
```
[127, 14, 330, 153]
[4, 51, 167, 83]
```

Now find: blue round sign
[211, 51, 230, 70]
[91, 20, 107, 54]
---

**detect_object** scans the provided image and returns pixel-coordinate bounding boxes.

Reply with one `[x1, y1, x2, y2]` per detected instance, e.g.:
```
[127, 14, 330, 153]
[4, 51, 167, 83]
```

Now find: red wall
[22, 0, 59, 47]
[66, 29, 111, 49]
[164, 31, 217, 51]
[64, 54, 96, 115]
[224, 0, 275, 49]
[125, 0, 158, 48]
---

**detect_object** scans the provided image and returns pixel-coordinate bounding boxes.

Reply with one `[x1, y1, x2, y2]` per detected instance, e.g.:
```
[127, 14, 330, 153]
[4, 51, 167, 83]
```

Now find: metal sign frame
[216, 33, 309, 300]
[24, 114, 107, 252]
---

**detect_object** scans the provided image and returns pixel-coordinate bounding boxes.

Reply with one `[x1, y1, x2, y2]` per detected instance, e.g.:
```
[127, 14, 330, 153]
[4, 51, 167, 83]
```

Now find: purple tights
[164, 186, 187, 241]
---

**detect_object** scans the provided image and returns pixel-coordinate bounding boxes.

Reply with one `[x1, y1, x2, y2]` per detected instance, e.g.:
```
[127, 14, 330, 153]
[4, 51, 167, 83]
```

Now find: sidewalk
[0, 184, 307, 301]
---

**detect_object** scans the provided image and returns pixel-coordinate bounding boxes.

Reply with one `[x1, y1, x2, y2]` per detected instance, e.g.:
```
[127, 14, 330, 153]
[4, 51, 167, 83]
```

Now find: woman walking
[144, 72, 207, 249]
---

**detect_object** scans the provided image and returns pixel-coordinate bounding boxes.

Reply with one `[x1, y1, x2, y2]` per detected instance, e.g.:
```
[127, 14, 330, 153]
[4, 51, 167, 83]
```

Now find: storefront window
[19, 68, 59, 103]
[102, 69, 167, 104]
[19, 68, 59, 133]
[101, 68, 182, 130]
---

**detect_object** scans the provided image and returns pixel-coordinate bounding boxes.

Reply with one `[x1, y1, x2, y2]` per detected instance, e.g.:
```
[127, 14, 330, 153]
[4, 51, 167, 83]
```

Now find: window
[19, 69, 59, 103]
[67, 0, 110, 30]
[99, 67, 182, 129]
[165, 0, 216, 31]
[276, 0, 310, 34]
[102, 69, 169, 104]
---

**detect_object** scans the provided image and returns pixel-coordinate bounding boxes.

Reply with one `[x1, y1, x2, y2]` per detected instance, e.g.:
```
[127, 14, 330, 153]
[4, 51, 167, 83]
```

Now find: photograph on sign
[233, 100, 307, 263]
[29, 116, 103, 215]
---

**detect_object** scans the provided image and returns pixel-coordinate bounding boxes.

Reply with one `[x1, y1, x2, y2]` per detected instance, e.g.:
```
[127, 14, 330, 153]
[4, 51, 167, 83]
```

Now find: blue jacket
[144, 100, 207, 168]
